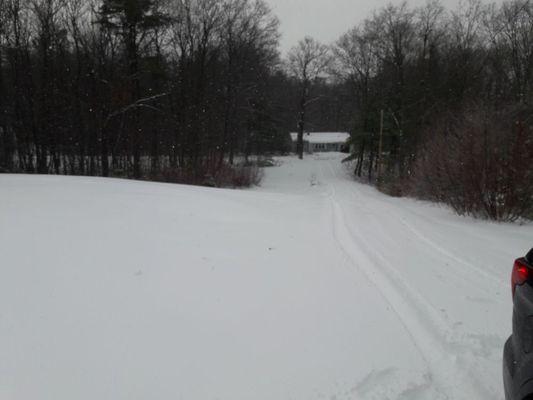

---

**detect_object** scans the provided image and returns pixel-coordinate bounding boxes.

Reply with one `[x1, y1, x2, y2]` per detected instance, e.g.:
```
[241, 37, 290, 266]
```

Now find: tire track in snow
[331, 162, 515, 283]
[390, 213, 505, 288]
[332, 168, 505, 288]
[317, 160, 499, 400]
[324, 160, 506, 293]
[328, 195, 497, 400]
[364, 190, 523, 262]
[323, 159, 507, 340]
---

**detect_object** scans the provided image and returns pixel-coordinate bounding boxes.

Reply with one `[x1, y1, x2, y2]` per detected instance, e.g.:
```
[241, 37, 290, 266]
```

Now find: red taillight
[512, 258, 530, 297]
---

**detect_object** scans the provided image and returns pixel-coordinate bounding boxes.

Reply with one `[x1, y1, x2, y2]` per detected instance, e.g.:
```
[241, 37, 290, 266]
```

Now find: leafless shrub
[377, 171, 408, 198]
[151, 160, 263, 189]
[411, 104, 533, 221]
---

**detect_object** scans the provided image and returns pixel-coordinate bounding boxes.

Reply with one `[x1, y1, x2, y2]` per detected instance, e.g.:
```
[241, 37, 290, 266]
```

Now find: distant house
[290, 132, 350, 154]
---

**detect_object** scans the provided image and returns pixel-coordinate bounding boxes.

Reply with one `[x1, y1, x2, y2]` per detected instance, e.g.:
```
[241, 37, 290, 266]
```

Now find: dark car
[504, 248, 533, 400]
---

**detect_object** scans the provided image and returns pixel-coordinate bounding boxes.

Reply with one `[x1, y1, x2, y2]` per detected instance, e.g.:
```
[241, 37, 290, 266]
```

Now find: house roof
[290, 132, 350, 144]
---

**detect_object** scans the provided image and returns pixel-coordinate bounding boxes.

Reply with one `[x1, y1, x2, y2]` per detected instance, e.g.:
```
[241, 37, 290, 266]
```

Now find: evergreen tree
[98, 0, 168, 178]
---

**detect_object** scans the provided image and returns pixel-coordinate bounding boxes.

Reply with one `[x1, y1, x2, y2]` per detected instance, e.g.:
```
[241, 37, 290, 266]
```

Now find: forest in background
[332, 0, 533, 221]
[0, 0, 532, 219]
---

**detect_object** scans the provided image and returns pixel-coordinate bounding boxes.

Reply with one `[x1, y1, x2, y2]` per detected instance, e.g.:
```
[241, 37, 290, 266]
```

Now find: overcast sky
[265, 0, 464, 53]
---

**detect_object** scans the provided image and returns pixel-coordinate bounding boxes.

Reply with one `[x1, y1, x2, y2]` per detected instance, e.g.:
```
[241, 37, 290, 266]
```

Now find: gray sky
[265, 0, 463, 53]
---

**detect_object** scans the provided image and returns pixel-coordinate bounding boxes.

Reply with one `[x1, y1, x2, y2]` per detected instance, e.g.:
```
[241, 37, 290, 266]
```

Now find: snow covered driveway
[1, 154, 532, 400]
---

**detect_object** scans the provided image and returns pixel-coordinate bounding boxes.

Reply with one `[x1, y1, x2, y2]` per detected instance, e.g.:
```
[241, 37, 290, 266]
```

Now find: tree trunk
[296, 83, 309, 160]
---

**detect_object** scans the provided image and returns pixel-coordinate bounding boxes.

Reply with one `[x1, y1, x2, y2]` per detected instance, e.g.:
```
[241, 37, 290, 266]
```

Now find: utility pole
[377, 109, 384, 181]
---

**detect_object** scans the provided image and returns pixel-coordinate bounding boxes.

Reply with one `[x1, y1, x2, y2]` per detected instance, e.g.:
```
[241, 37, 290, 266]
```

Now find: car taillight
[512, 258, 530, 297]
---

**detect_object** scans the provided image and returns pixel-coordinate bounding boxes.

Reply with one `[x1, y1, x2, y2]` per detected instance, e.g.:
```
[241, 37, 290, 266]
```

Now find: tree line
[0, 0, 532, 219]
[329, 0, 533, 220]
[0, 0, 289, 185]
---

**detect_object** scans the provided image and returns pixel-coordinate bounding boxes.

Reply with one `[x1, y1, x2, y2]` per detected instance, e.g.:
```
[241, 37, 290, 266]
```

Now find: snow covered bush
[411, 104, 533, 221]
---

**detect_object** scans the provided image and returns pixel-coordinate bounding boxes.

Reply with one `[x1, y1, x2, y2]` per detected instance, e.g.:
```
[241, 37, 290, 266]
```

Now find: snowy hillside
[1, 153, 532, 400]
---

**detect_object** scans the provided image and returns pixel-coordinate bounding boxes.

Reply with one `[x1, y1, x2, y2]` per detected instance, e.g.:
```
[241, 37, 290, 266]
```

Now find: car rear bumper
[504, 336, 515, 400]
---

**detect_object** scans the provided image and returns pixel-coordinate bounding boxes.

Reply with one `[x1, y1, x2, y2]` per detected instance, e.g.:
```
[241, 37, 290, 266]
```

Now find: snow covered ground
[1, 153, 532, 400]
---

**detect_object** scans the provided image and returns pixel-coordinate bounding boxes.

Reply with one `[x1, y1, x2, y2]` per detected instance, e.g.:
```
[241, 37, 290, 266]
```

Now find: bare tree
[168, 0, 222, 169]
[0, 0, 8, 171]
[287, 36, 330, 159]
[334, 26, 379, 179]
[367, 2, 416, 174]
[218, 0, 279, 165]
[485, 0, 533, 103]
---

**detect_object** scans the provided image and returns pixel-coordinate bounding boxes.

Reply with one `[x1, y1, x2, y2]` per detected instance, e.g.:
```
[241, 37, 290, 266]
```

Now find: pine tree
[97, 0, 168, 178]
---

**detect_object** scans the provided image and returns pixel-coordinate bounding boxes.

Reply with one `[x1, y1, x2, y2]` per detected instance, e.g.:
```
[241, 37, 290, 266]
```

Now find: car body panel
[504, 251, 533, 400]
[521, 379, 533, 400]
